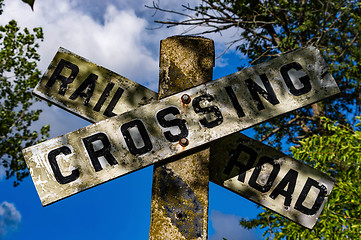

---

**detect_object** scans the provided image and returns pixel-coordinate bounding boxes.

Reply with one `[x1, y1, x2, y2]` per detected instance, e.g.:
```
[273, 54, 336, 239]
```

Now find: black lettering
[246, 74, 280, 111]
[281, 62, 312, 96]
[156, 106, 188, 142]
[223, 144, 257, 182]
[48, 146, 79, 184]
[45, 59, 79, 96]
[93, 82, 115, 112]
[225, 86, 245, 118]
[248, 156, 280, 193]
[192, 94, 223, 128]
[104, 87, 124, 117]
[121, 119, 153, 155]
[82, 132, 118, 172]
[269, 169, 298, 207]
[294, 178, 327, 215]
[69, 73, 98, 106]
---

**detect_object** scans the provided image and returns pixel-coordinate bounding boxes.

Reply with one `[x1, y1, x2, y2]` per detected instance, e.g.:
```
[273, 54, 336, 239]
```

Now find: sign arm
[24, 45, 339, 230]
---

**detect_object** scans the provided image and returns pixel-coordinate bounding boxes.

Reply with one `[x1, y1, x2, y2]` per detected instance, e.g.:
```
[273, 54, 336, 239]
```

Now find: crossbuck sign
[23, 44, 339, 229]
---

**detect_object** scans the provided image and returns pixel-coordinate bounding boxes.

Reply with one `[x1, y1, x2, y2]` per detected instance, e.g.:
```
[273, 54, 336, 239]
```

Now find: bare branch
[216, 38, 245, 59]
[147, 1, 277, 39]
[260, 116, 300, 142]
[249, 46, 276, 65]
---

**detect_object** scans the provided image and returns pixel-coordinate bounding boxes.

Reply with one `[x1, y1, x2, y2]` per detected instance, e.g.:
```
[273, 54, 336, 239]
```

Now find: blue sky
[0, 0, 263, 239]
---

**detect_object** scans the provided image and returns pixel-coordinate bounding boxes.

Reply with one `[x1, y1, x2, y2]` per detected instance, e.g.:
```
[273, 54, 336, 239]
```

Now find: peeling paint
[210, 133, 335, 229]
[23, 45, 339, 223]
[33, 47, 157, 123]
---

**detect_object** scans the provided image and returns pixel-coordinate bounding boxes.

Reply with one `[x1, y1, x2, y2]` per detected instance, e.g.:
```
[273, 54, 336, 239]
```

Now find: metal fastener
[181, 94, 191, 104]
[179, 138, 189, 147]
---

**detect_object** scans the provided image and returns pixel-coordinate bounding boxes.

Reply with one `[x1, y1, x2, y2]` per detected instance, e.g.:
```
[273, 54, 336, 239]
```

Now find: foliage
[0, 0, 49, 186]
[149, 0, 361, 147]
[241, 117, 361, 239]
[21, 0, 35, 10]
[149, 0, 361, 238]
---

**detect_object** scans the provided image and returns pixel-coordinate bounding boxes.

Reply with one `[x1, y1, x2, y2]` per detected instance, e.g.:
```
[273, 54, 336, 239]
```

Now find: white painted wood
[23, 46, 339, 210]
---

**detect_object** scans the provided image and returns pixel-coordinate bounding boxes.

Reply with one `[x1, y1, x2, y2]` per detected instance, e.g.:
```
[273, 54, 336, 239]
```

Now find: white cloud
[0, 0, 245, 138]
[209, 210, 258, 240]
[0, 0, 165, 91]
[1, 0, 242, 90]
[0, 0, 173, 138]
[0, 201, 21, 236]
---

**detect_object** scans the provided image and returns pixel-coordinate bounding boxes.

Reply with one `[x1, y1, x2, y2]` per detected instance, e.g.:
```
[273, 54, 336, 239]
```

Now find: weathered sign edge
[32, 47, 158, 123]
[23, 84, 338, 207]
[209, 133, 336, 229]
[22, 46, 340, 207]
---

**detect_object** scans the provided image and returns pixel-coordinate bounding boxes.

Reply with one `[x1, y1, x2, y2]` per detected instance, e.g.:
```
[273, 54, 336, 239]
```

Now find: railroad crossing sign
[23, 38, 339, 230]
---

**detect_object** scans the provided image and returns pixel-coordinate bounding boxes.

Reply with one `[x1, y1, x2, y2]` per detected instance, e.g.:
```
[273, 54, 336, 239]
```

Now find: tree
[149, 0, 361, 145]
[241, 117, 361, 239]
[0, 0, 49, 186]
[148, 0, 361, 238]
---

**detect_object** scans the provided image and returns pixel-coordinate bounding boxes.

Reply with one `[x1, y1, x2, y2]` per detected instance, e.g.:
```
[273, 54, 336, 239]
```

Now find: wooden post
[149, 36, 214, 239]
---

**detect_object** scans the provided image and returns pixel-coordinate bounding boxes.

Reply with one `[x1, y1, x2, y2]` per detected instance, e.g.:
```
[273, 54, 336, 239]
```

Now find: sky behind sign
[0, 0, 264, 239]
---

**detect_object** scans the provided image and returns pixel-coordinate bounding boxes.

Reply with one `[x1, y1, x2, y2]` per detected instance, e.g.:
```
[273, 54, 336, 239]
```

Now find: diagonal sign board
[210, 133, 335, 229]
[31, 47, 336, 228]
[23, 46, 339, 228]
[33, 47, 158, 122]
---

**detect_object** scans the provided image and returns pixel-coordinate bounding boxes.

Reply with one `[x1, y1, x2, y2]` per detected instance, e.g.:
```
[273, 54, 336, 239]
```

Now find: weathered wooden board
[210, 133, 335, 229]
[23, 46, 339, 206]
[31, 45, 336, 228]
[33, 47, 157, 122]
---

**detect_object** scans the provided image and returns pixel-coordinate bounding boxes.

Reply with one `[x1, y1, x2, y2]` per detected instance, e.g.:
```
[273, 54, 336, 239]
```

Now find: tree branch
[0, 111, 25, 140]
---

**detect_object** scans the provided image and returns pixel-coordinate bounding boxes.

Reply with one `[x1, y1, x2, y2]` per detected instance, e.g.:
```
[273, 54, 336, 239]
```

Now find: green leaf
[21, 0, 35, 10]
[0, 16, 49, 186]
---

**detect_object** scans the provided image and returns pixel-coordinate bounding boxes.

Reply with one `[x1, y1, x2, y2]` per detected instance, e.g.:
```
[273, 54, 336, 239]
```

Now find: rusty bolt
[179, 138, 189, 147]
[181, 94, 191, 104]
